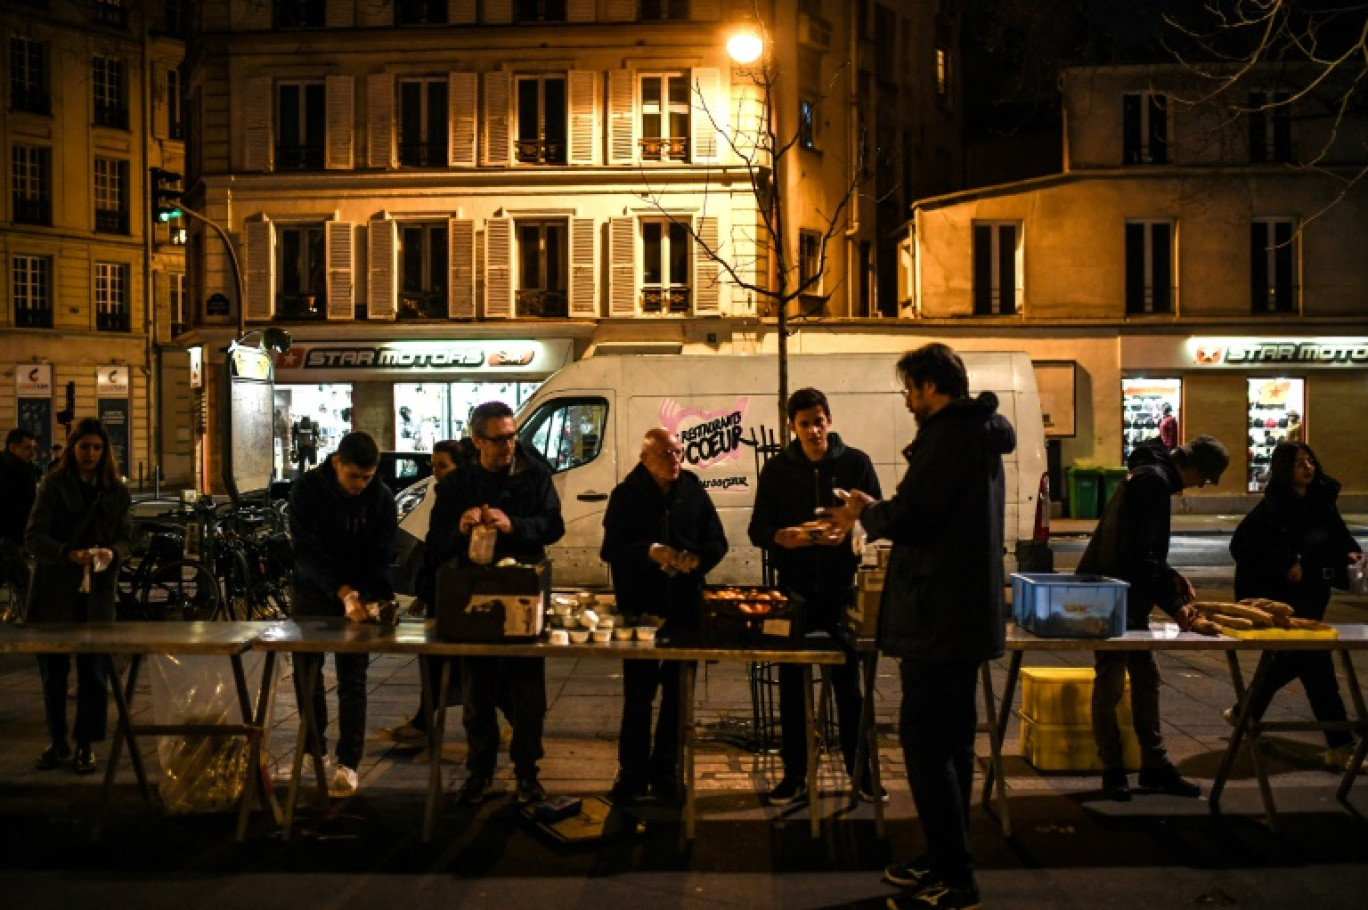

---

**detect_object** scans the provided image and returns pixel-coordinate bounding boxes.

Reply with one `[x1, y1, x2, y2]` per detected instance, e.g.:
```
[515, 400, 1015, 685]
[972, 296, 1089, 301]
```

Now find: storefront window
[1247, 376, 1305, 492]
[274, 384, 354, 478]
[1121, 377, 1181, 463]
[392, 381, 544, 450]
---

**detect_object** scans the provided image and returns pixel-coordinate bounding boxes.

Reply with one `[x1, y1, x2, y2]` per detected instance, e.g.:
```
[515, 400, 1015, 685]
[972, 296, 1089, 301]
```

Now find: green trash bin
[1066, 466, 1101, 519]
[1099, 467, 1129, 511]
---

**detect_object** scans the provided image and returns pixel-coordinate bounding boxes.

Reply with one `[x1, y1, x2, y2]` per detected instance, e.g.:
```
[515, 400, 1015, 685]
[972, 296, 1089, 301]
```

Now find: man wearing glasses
[1077, 434, 1230, 802]
[601, 427, 727, 804]
[425, 401, 565, 805]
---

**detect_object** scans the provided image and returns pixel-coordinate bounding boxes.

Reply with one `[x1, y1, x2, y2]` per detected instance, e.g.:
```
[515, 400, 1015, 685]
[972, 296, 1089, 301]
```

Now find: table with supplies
[254, 617, 847, 842]
[0, 621, 277, 841]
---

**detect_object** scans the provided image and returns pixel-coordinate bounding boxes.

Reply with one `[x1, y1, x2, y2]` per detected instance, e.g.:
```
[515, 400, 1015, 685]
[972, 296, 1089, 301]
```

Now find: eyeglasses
[654, 448, 685, 461]
[479, 432, 518, 446]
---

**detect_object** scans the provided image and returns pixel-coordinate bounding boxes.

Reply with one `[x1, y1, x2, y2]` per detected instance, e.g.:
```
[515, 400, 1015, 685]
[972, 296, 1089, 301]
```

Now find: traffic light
[150, 167, 183, 222]
[56, 381, 76, 431]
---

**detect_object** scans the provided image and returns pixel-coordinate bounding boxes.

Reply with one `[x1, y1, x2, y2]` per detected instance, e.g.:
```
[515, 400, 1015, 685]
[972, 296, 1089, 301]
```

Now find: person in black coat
[747, 387, 882, 805]
[429, 402, 565, 806]
[1230, 442, 1364, 770]
[1077, 436, 1229, 802]
[1, 427, 41, 618]
[289, 431, 397, 797]
[602, 427, 727, 804]
[25, 418, 132, 774]
[825, 345, 1013, 908]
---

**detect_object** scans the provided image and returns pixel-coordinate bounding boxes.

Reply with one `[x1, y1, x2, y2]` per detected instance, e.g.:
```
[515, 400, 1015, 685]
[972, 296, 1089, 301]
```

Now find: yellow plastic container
[1019, 716, 1141, 772]
[1019, 667, 1132, 727]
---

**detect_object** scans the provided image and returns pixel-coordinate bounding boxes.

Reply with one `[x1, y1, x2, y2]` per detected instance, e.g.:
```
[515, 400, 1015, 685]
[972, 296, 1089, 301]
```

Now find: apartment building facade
[901, 64, 1368, 508]
[179, 0, 960, 489]
[1, 0, 188, 486]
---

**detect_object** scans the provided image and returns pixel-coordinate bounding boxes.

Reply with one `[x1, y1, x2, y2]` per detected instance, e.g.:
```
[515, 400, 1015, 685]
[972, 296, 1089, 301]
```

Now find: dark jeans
[779, 631, 863, 778]
[293, 652, 369, 769]
[37, 653, 108, 747]
[899, 657, 979, 891]
[1092, 650, 1167, 770]
[1244, 651, 1352, 749]
[619, 659, 689, 787]
[462, 655, 546, 779]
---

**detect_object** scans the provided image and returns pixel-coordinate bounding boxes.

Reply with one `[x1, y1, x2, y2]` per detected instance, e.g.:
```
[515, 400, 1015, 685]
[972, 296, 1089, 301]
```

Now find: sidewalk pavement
[2, 594, 1367, 908]
[1052, 512, 1368, 538]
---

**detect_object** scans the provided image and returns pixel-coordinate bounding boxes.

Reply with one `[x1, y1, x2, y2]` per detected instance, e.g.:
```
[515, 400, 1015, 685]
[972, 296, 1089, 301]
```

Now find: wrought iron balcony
[641, 287, 690, 314]
[95, 208, 129, 234]
[516, 289, 567, 318]
[276, 294, 326, 320]
[14, 304, 53, 328]
[398, 142, 448, 167]
[639, 136, 688, 161]
[397, 291, 449, 320]
[275, 144, 326, 170]
[94, 102, 128, 129]
[514, 139, 566, 165]
[97, 310, 131, 332]
[13, 197, 51, 226]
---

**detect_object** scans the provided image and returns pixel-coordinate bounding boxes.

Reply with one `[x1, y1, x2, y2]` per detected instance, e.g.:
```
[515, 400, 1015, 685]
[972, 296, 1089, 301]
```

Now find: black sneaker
[765, 776, 808, 806]
[456, 775, 494, 805]
[515, 775, 547, 804]
[73, 745, 97, 775]
[34, 744, 71, 771]
[1101, 769, 1132, 802]
[859, 782, 890, 803]
[1138, 764, 1201, 798]
[894, 882, 981, 910]
[884, 855, 934, 889]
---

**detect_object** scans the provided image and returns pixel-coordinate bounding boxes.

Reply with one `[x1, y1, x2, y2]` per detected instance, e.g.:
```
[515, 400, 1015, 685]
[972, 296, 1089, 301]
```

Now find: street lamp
[726, 28, 764, 66]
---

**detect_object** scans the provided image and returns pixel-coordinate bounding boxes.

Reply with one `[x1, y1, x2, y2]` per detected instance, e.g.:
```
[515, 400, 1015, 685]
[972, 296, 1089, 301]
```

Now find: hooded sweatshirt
[861, 392, 1016, 662]
[747, 432, 881, 612]
[289, 455, 397, 612]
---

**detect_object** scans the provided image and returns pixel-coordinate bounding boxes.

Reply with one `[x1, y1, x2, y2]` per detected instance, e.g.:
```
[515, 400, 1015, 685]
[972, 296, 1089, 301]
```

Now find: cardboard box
[435, 560, 550, 642]
[845, 568, 884, 639]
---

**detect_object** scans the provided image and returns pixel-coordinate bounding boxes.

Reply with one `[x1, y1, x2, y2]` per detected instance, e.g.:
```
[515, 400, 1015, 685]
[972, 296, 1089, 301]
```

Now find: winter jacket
[419, 443, 565, 603]
[289, 456, 397, 613]
[1076, 444, 1186, 628]
[0, 448, 41, 544]
[24, 470, 132, 623]
[861, 392, 1015, 662]
[601, 462, 727, 630]
[747, 433, 881, 615]
[1231, 474, 1362, 621]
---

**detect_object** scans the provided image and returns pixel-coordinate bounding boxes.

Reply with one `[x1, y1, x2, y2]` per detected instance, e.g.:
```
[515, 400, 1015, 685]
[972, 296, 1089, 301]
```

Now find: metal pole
[174, 205, 246, 336]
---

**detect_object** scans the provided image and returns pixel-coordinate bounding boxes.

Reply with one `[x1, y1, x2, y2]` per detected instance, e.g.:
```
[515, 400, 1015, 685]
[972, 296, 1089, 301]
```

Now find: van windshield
[520, 398, 609, 473]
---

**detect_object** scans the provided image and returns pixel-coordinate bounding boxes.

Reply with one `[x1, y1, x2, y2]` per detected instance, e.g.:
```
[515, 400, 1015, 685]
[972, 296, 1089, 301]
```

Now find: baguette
[1188, 616, 1223, 637]
[1239, 597, 1294, 618]
[1210, 614, 1255, 630]
[1191, 601, 1274, 627]
[1289, 617, 1334, 632]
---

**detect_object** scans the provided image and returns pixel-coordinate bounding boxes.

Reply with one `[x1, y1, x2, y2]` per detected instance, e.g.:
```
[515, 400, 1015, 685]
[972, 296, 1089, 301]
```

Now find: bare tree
[636, 12, 868, 443]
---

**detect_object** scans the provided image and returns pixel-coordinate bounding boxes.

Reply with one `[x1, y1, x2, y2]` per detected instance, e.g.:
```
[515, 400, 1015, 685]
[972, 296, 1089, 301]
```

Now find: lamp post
[173, 205, 248, 336]
[727, 23, 793, 443]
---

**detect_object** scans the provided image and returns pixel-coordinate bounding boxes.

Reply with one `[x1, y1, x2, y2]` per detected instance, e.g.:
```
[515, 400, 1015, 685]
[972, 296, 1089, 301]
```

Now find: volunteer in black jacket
[289, 431, 397, 798]
[826, 344, 1013, 910]
[747, 387, 882, 805]
[1077, 435, 1229, 802]
[1, 427, 41, 617]
[602, 427, 727, 804]
[428, 401, 565, 806]
[1230, 442, 1363, 771]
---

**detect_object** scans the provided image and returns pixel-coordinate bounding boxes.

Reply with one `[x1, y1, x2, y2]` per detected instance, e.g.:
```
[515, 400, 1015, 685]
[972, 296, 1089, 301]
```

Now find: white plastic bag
[150, 653, 275, 814]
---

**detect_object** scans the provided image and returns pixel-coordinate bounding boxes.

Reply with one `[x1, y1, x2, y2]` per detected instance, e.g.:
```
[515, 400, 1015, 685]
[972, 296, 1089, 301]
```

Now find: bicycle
[116, 517, 223, 622]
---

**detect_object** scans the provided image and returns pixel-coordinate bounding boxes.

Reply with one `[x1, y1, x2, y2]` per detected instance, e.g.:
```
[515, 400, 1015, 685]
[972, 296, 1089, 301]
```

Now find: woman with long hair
[1230, 441, 1365, 771]
[24, 418, 132, 774]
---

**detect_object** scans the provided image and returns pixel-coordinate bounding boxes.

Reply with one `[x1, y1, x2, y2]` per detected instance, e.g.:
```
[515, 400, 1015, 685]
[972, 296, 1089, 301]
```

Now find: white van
[393, 351, 1051, 591]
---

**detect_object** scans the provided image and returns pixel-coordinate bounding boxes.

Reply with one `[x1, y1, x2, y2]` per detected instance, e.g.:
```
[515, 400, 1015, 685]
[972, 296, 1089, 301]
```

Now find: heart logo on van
[660, 397, 751, 469]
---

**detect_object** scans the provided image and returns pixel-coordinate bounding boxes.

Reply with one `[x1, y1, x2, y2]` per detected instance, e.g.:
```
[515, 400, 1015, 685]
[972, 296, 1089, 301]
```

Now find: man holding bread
[1077, 434, 1230, 802]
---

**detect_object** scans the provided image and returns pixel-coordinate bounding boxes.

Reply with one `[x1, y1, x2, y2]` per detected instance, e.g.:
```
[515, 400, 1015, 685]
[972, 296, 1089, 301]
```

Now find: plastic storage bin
[1099, 467, 1129, 511]
[1019, 717, 1140, 772]
[1066, 466, 1101, 519]
[1016, 667, 1140, 771]
[1011, 573, 1129, 638]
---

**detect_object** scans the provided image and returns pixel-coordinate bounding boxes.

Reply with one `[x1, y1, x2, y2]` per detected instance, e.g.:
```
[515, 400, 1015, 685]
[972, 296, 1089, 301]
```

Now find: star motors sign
[1187, 337, 1368, 368]
[273, 340, 554, 374]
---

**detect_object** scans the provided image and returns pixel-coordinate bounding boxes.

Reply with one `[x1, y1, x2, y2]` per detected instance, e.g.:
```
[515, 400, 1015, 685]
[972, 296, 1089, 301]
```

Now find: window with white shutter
[449, 72, 478, 166]
[482, 71, 511, 166]
[640, 218, 690, 313]
[568, 70, 597, 165]
[514, 75, 567, 164]
[608, 69, 635, 165]
[689, 67, 720, 162]
[243, 77, 273, 172]
[276, 81, 325, 170]
[640, 72, 690, 161]
[326, 75, 355, 169]
[568, 217, 597, 317]
[484, 217, 513, 317]
[367, 74, 394, 168]
[449, 218, 476, 318]
[326, 220, 355, 319]
[448, 0, 476, 25]
[608, 216, 636, 316]
[515, 220, 568, 316]
[605, 0, 635, 21]
[398, 77, 448, 166]
[277, 223, 327, 318]
[369, 216, 398, 320]
[397, 221, 448, 319]
[693, 215, 719, 314]
[244, 217, 275, 321]
[485, 0, 512, 24]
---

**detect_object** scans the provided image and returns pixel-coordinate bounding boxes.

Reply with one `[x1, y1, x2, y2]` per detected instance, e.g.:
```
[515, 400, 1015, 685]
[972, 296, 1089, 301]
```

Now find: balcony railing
[276, 144, 326, 170]
[514, 139, 566, 165]
[97, 309, 131, 332]
[639, 136, 688, 161]
[516, 289, 567, 318]
[95, 208, 128, 234]
[397, 291, 449, 319]
[94, 102, 128, 129]
[398, 142, 448, 167]
[641, 287, 690, 314]
[275, 294, 326, 320]
[11, 88, 50, 115]
[13, 197, 51, 226]
[15, 304, 53, 328]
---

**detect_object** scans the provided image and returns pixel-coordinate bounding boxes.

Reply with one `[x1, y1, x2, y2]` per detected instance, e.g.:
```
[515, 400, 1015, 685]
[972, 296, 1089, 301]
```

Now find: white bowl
[635, 627, 657, 642]
[613, 627, 633, 640]
[568, 629, 590, 644]
[591, 628, 612, 643]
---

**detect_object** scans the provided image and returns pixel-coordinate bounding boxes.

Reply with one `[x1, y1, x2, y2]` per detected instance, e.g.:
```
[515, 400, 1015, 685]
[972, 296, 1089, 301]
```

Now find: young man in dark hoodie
[827, 344, 1015, 910]
[427, 402, 564, 805]
[1078, 434, 1229, 802]
[602, 427, 727, 804]
[748, 387, 882, 805]
[288, 430, 397, 798]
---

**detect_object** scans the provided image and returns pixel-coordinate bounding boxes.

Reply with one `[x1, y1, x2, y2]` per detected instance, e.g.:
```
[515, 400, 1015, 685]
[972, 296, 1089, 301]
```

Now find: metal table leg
[236, 651, 279, 841]
[680, 660, 698, 843]
[849, 650, 886, 838]
[1211, 650, 1279, 829]
[979, 660, 1013, 837]
[422, 656, 449, 843]
[803, 663, 821, 839]
[1335, 650, 1368, 803]
[982, 650, 1022, 837]
[281, 652, 328, 840]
